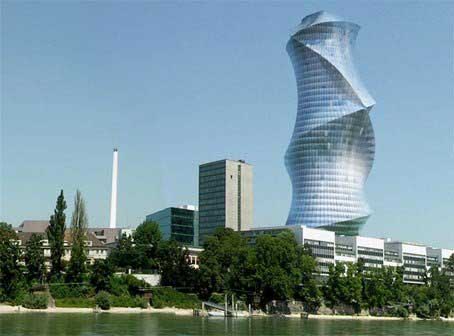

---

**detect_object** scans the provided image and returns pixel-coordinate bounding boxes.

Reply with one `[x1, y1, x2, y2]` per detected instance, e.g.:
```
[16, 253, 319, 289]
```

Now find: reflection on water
[0, 313, 452, 336]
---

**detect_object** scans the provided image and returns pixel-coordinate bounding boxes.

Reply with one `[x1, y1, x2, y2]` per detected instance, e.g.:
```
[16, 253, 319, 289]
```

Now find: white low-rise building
[335, 236, 384, 270]
[384, 241, 427, 284]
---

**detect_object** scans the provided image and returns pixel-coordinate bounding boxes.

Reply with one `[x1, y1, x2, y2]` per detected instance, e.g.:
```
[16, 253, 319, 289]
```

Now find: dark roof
[17, 230, 106, 248]
[18, 220, 49, 233]
[88, 228, 122, 245]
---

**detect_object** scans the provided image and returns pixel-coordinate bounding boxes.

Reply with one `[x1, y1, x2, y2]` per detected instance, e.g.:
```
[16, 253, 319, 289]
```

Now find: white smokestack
[109, 148, 118, 229]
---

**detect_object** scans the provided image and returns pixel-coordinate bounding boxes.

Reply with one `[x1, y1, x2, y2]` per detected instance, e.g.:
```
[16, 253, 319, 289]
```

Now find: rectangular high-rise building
[198, 159, 253, 244]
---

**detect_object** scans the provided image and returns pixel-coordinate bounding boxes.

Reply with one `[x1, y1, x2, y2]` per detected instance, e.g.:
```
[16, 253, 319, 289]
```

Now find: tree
[90, 259, 114, 292]
[108, 233, 140, 270]
[66, 190, 88, 282]
[197, 228, 253, 299]
[295, 245, 321, 313]
[47, 190, 67, 278]
[254, 231, 301, 306]
[0, 223, 23, 300]
[24, 233, 46, 283]
[158, 240, 195, 290]
[133, 220, 162, 270]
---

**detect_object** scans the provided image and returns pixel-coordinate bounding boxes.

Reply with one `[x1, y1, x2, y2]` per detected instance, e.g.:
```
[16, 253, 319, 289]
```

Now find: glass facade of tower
[146, 207, 197, 246]
[285, 11, 375, 235]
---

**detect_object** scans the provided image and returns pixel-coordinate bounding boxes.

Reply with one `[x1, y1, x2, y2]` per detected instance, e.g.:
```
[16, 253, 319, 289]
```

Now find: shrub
[152, 287, 201, 309]
[49, 284, 93, 299]
[55, 298, 95, 308]
[95, 291, 111, 310]
[110, 294, 148, 308]
[22, 294, 48, 309]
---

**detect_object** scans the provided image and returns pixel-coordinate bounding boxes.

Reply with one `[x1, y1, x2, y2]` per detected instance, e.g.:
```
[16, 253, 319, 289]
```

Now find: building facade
[146, 205, 198, 246]
[198, 159, 253, 244]
[335, 236, 384, 270]
[384, 241, 427, 284]
[285, 11, 375, 236]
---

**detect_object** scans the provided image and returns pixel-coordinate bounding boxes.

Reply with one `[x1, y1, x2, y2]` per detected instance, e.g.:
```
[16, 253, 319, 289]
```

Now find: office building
[285, 11, 375, 236]
[426, 247, 454, 270]
[335, 236, 384, 270]
[146, 205, 198, 246]
[198, 159, 253, 244]
[384, 241, 427, 284]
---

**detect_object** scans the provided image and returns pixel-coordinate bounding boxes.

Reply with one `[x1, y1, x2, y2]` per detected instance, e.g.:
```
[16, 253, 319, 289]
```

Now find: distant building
[199, 159, 253, 244]
[384, 241, 427, 284]
[89, 228, 133, 245]
[146, 205, 199, 246]
[426, 247, 454, 270]
[335, 236, 384, 270]
[16, 230, 108, 266]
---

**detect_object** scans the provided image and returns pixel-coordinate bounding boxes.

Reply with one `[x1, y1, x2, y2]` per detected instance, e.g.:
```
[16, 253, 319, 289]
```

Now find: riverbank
[1, 304, 453, 321]
[0, 304, 193, 315]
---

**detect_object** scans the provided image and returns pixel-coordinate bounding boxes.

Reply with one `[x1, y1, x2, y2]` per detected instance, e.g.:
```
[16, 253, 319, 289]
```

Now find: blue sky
[1, 1, 453, 248]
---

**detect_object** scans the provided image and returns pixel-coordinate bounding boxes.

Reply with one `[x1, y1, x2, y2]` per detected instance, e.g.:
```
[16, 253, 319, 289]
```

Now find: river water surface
[0, 313, 452, 335]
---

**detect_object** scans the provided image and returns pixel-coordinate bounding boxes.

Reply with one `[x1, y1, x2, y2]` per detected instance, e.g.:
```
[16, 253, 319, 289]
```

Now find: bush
[50, 284, 93, 299]
[152, 287, 201, 309]
[387, 306, 409, 318]
[95, 291, 111, 310]
[55, 298, 95, 308]
[22, 294, 48, 309]
[111, 294, 148, 308]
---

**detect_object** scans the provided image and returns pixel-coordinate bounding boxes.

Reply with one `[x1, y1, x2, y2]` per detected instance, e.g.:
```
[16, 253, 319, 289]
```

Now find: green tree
[24, 233, 46, 283]
[0, 223, 23, 300]
[66, 190, 88, 282]
[133, 220, 162, 269]
[108, 233, 140, 269]
[158, 240, 195, 290]
[254, 231, 301, 306]
[197, 228, 253, 299]
[90, 259, 114, 292]
[47, 190, 67, 278]
[295, 245, 321, 313]
[323, 263, 343, 309]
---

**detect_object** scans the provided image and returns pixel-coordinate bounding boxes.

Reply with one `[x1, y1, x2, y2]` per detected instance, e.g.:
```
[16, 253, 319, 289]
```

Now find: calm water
[0, 314, 452, 336]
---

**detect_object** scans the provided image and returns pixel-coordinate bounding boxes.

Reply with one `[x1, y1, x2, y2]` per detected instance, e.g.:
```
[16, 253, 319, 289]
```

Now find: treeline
[1, 190, 454, 318]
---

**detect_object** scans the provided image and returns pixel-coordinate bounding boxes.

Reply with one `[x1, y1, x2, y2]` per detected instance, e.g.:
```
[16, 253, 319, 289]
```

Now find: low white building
[426, 247, 454, 270]
[335, 236, 384, 270]
[384, 241, 427, 284]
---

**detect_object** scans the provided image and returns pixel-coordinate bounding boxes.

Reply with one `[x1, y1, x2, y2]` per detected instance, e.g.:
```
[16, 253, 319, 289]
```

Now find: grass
[55, 298, 95, 308]
[152, 287, 201, 309]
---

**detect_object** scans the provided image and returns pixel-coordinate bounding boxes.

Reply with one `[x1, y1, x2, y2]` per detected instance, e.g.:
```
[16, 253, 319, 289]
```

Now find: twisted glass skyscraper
[285, 11, 375, 236]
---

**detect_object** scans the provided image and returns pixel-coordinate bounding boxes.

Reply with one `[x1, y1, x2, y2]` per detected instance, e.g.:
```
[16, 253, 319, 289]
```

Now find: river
[0, 313, 452, 335]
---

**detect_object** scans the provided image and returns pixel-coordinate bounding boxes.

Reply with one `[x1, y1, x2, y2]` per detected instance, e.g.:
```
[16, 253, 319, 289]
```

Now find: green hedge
[49, 284, 93, 299]
[55, 298, 95, 308]
[22, 294, 48, 309]
[111, 295, 148, 308]
[152, 287, 201, 309]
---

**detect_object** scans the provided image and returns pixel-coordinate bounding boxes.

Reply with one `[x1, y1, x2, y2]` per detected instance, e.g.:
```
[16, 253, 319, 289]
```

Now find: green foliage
[0, 223, 23, 300]
[110, 295, 148, 308]
[49, 284, 93, 299]
[90, 259, 114, 292]
[133, 220, 162, 270]
[295, 245, 322, 313]
[47, 190, 67, 277]
[158, 240, 196, 290]
[198, 228, 254, 300]
[254, 231, 301, 306]
[151, 287, 201, 309]
[95, 291, 111, 310]
[24, 233, 46, 283]
[55, 297, 95, 308]
[66, 190, 88, 283]
[22, 293, 48, 309]
[107, 234, 140, 270]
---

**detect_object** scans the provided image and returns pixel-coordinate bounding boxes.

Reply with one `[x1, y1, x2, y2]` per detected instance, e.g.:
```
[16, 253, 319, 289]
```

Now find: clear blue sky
[1, 1, 453, 248]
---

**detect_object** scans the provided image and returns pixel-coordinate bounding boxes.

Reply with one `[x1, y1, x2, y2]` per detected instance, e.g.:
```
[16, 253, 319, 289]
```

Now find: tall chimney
[109, 148, 118, 229]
